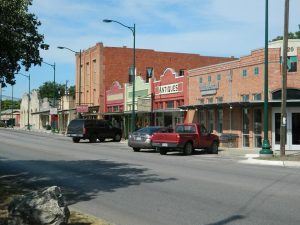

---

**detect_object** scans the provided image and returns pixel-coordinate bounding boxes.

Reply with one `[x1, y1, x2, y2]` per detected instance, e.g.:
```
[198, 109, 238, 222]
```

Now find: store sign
[158, 83, 179, 95]
[76, 105, 89, 113]
[200, 83, 219, 96]
[137, 98, 151, 112]
[50, 108, 57, 115]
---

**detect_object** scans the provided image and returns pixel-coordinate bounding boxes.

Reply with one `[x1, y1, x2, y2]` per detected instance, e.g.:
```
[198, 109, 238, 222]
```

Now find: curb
[239, 154, 300, 168]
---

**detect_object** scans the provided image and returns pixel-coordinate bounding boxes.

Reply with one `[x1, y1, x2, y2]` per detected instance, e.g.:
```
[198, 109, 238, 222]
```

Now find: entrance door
[272, 108, 300, 150]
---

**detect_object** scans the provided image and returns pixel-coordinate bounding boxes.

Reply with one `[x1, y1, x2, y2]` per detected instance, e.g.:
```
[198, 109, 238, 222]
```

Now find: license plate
[162, 143, 168, 147]
[136, 137, 141, 141]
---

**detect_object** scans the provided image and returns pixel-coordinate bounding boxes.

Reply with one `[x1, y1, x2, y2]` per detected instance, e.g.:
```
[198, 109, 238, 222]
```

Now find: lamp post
[57, 46, 82, 108]
[103, 19, 136, 133]
[260, 0, 273, 157]
[42, 61, 56, 107]
[42, 61, 57, 130]
[17, 73, 30, 130]
[11, 84, 14, 127]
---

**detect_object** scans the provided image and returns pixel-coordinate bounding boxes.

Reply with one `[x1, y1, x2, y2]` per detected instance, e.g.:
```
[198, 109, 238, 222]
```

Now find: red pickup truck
[151, 123, 219, 155]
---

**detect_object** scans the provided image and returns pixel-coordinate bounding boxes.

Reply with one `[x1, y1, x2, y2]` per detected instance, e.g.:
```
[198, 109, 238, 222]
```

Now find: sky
[7, 0, 300, 99]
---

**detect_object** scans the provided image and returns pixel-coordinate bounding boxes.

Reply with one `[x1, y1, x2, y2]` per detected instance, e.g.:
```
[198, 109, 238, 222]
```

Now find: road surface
[1, 128, 300, 225]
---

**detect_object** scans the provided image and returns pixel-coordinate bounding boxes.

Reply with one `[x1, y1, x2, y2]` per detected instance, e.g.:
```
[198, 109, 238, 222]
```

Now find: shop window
[198, 98, 204, 104]
[254, 67, 259, 75]
[242, 69, 247, 77]
[146, 67, 153, 83]
[241, 94, 249, 102]
[198, 110, 205, 126]
[253, 108, 262, 148]
[242, 108, 250, 147]
[288, 56, 297, 72]
[208, 110, 214, 132]
[216, 97, 223, 103]
[217, 74, 221, 81]
[217, 109, 223, 133]
[207, 98, 213, 104]
[113, 106, 118, 112]
[166, 101, 174, 109]
[179, 69, 185, 76]
[253, 93, 262, 101]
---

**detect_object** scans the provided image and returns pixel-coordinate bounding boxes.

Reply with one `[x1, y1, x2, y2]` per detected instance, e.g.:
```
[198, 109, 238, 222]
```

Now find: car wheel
[99, 138, 105, 142]
[133, 148, 140, 152]
[184, 142, 193, 155]
[89, 135, 97, 143]
[114, 134, 121, 142]
[72, 137, 80, 143]
[209, 141, 219, 154]
[158, 147, 167, 155]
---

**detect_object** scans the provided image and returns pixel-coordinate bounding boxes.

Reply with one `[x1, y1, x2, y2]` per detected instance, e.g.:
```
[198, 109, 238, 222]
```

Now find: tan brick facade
[186, 42, 300, 150]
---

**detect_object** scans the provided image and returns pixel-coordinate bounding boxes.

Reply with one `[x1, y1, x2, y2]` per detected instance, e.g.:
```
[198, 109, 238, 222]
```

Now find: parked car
[66, 119, 122, 143]
[152, 123, 219, 155]
[128, 126, 172, 152]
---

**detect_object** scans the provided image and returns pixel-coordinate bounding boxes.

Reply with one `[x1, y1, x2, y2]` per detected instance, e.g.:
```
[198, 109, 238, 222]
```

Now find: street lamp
[17, 73, 30, 130]
[260, 0, 273, 157]
[42, 61, 56, 107]
[103, 19, 136, 132]
[57, 46, 82, 108]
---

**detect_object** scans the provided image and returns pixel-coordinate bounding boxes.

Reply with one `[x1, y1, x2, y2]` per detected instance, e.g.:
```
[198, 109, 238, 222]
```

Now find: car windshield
[137, 127, 161, 135]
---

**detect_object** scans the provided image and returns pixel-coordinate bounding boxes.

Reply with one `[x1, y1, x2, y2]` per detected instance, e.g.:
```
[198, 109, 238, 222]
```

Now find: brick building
[75, 42, 235, 119]
[184, 40, 300, 150]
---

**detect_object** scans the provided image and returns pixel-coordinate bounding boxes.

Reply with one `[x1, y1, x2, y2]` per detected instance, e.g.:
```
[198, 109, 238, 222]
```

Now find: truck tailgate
[152, 133, 179, 143]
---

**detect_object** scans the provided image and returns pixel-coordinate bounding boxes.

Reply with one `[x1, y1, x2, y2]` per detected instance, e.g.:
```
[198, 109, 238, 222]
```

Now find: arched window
[272, 89, 300, 100]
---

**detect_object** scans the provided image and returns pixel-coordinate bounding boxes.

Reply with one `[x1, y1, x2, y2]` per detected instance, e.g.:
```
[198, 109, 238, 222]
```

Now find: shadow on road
[0, 159, 177, 205]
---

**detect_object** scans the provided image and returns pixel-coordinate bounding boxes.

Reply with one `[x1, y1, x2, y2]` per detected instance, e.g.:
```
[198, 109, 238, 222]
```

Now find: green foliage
[272, 24, 300, 41]
[68, 85, 76, 98]
[38, 82, 74, 99]
[1, 99, 21, 110]
[0, 0, 45, 87]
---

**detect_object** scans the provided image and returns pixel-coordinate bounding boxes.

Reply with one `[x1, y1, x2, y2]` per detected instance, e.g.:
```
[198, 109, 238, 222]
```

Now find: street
[1, 129, 300, 225]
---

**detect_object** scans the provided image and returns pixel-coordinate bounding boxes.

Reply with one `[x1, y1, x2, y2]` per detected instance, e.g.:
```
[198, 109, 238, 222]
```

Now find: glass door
[272, 108, 300, 151]
[291, 112, 300, 150]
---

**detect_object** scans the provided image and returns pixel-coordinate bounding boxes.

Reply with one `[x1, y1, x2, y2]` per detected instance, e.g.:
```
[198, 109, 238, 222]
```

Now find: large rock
[8, 186, 70, 225]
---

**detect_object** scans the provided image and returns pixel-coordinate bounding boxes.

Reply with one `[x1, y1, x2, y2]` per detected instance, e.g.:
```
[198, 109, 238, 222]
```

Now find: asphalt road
[1, 128, 300, 225]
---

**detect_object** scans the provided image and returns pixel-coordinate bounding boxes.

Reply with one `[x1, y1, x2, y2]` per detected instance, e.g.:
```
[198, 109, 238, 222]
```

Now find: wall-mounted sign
[50, 108, 57, 115]
[76, 105, 89, 113]
[200, 83, 219, 96]
[137, 98, 151, 112]
[158, 83, 179, 95]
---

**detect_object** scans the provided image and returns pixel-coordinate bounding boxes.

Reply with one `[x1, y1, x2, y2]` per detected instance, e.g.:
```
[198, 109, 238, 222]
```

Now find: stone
[8, 186, 70, 225]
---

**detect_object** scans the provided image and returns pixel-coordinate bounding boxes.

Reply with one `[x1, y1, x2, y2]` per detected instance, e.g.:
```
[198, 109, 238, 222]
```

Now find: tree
[38, 82, 67, 100]
[0, 0, 45, 87]
[68, 85, 75, 98]
[272, 24, 300, 41]
[1, 99, 21, 110]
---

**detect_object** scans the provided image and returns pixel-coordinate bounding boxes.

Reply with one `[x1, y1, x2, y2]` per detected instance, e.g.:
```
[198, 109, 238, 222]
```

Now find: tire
[209, 141, 219, 154]
[99, 138, 105, 142]
[114, 134, 121, 142]
[184, 142, 193, 155]
[89, 135, 97, 143]
[72, 137, 80, 143]
[133, 148, 140, 152]
[158, 147, 167, 155]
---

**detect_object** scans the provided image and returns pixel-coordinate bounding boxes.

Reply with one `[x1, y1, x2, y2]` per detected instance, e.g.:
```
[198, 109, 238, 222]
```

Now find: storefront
[185, 40, 300, 150]
[104, 81, 124, 135]
[124, 76, 151, 137]
[152, 68, 187, 129]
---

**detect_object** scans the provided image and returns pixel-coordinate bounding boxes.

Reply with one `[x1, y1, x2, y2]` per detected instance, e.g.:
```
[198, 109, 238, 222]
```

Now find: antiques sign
[158, 83, 179, 95]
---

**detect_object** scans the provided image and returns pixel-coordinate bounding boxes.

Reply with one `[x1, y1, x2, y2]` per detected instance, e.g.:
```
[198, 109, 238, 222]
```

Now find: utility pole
[280, 0, 289, 156]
